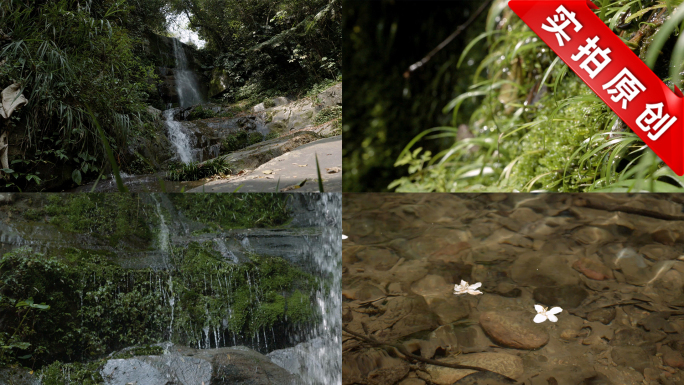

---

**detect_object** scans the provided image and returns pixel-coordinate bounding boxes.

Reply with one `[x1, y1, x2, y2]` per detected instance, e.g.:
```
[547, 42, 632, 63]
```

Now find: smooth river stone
[479, 311, 549, 349]
[425, 352, 523, 385]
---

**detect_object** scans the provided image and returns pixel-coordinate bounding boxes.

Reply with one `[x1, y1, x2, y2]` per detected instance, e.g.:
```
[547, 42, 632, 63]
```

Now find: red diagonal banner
[509, 0, 684, 175]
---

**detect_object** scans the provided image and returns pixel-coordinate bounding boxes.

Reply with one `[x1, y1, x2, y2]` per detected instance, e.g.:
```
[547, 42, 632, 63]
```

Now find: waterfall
[164, 109, 194, 164]
[301, 193, 342, 385]
[161, 38, 203, 164]
[172, 38, 203, 108]
[151, 194, 171, 259]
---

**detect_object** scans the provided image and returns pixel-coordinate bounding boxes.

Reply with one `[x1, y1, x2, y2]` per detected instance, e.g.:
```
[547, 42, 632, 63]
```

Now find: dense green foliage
[171, 0, 341, 101]
[166, 157, 233, 181]
[391, 0, 684, 192]
[342, 1, 488, 191]
[169, 193, 291, 229]
[0, 0, 340, 191]
[313, 105, 342, 126]
[0, 0, 168, 191]
[25, 194, 155, 245]
[0, 245, 318, 367]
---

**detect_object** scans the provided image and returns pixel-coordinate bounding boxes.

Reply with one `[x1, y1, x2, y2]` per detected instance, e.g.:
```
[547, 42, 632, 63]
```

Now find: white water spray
[301, 193, 342, 385]
[163, 109, 194, 164]
[172, 38, 203, 108]
[151, 194, 171, 254]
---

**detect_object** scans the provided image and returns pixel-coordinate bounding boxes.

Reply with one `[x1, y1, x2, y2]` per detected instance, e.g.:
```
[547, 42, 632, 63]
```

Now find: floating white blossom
[453, 280, 483, 295]
[342, 234, 348, 240]
[533, 304, 563, 323]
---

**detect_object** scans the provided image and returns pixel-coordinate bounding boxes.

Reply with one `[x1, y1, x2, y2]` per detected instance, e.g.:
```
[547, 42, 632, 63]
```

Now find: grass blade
[316, 152, 324, 192]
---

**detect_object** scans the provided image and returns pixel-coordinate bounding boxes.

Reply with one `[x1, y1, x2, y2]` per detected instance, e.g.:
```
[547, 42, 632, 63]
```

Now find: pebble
[586, 307, 616, 325]
[572, 257, 613, 280]
[533, 285, 588, 309]
[397, 378, 425, 385]
[661, 345, 684, 368]
[639, 244, 678, 261]
[611, 346, 650, 374]
[560, 329, 578, 340]
[479, 311, 549, 350]
[411, 275, 452, 298]
[573, 226, 613, 245]
[425, 352, 523, 384]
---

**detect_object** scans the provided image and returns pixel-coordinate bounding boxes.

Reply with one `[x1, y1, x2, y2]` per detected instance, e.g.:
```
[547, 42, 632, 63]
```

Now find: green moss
[263, 99, 276, 109]
[35, 194, 155, 246]
[264, 131, 280, 141]
[392, 2, 682, 192]
[40, 361, 105, 385]
[112, 345, 164, 358]
[286, 290, 315, 324]
[171, 242, 319, 338]
[187, 105, 218, 121]
[0, 237, 319, 368]
[169, 194, 291, 229]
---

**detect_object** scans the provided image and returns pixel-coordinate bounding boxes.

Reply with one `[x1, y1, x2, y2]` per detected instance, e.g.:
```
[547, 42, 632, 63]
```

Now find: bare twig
[342, 326, 516, 381]
[573, 196, 684, 221]
[403, 0, 494, 78]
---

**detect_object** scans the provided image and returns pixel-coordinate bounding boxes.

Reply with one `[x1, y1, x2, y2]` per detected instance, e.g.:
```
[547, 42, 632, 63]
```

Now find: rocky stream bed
[342, 194, 684, 385]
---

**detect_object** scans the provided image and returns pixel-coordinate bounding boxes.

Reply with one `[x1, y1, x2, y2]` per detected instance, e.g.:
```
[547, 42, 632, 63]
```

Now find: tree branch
[403, 0, 493, 78]
[342, 326, 516, 381]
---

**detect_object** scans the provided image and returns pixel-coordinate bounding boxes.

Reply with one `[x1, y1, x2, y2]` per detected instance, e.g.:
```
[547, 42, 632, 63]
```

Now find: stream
[343, 194, 684, 385]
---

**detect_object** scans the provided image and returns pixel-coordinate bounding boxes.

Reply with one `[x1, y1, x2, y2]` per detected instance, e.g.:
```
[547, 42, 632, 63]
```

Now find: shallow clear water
[342, 194, 684, 385]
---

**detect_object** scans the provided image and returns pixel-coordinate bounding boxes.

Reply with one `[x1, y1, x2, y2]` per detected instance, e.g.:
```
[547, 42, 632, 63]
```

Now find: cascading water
[164, 109, 194, 164]
[299, 193, 342, 384]
[151, 194, 171, 254]
[162, 38, 204, 164]
[171, 38, 203, 108]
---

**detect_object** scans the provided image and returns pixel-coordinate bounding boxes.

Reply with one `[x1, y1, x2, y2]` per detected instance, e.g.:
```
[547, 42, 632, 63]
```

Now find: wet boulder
[101, 345, 300, 385]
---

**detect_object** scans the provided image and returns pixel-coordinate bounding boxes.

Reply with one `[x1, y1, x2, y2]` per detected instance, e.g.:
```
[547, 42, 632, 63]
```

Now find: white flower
[342, 234, 348, 240]
[533, 304, 563, 323]
[453, 280, 483, 295]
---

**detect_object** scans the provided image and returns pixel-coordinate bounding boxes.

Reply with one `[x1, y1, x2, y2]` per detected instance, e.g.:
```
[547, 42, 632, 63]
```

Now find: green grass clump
[391, 1, 684, 193]
[38, 194, 154, 245]
[313, 105, 342, 125]
[187, 105, 218, 121]
[169, 194, 291, 229]
[166, 157, 233, 181]
[112, 345, 164, 358]
[40, 361, 105, 385]
[306, 77, 341, 99]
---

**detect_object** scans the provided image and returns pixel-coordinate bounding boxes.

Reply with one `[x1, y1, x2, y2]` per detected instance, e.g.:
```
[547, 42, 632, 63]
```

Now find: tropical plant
[391, 0, 684, 192]
[0, 0, 162, 190]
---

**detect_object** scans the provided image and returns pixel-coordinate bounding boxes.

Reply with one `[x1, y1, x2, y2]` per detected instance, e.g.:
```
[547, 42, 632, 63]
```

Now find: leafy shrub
[187, 105, 218, 121]
[313, 105, 342, 125]
[0, 0, 160, 190]
[166, 157, 233, 181]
